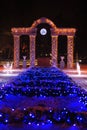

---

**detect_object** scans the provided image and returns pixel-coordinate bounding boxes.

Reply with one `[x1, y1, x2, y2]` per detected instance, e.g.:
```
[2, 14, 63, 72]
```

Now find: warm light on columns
[51, 35, 58, 67]
[30, 35, 36, 67]
[67, 35, 74, 68]
[13, 35, 20, 68]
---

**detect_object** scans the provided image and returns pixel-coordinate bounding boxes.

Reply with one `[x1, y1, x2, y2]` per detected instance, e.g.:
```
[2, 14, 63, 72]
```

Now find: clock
[40, 28, 47, 35]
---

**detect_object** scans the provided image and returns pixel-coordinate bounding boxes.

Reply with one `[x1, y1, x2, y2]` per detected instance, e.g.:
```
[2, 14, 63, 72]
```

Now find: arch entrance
[20, 35, 29, 60]
[11, 17, 76, 68]
[36, 23, 51, 66]
[58, 35, 67, 64]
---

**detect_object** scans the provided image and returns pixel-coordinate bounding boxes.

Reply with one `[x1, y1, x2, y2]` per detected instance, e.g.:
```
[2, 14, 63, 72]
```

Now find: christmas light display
[0, 67, 87, 128]
[11, 17, 76, 68]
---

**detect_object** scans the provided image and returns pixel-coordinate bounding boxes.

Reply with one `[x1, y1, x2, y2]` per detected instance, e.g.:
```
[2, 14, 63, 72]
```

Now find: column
[67, 35, 74, 68]
[51, 35, 58, 67]
[30, 35, 36, 67]
[13, 35, 20, 68]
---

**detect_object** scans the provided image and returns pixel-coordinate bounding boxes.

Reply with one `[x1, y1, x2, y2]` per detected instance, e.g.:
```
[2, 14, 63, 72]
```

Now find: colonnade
[12, 17, 76, 68]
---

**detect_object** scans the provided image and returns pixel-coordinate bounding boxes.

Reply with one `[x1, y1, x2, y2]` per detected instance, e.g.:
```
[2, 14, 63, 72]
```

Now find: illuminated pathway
[1, 67, 87, 92]
[63, 69, 87, 91]
[71, 77, 87, 91]
[0, 68, 26, 84]
[0, 67, 87, 130]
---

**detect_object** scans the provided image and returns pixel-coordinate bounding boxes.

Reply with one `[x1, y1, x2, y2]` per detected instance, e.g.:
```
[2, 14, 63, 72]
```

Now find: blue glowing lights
[0, 67, 87, 127]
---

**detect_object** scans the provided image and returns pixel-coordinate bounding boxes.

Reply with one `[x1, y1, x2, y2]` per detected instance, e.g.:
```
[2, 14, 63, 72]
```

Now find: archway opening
[20, 35, 30, 66]
[20, 35, 30, 59]
[12, 17, 76, 68]
[36, 23, 51, 66]
[58, 35, 67, 66]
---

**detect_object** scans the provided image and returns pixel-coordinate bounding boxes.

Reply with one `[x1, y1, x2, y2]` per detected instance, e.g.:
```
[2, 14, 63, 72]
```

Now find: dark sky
[0, 0, 87, 57]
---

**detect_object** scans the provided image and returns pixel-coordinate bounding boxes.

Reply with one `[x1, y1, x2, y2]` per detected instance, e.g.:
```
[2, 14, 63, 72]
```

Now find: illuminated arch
[11, 17, 76, 68]
[31, 17, 57, 29]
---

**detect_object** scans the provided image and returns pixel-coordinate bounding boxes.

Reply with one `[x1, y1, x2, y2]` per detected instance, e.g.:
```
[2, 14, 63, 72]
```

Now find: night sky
[0, 0, 87, 59]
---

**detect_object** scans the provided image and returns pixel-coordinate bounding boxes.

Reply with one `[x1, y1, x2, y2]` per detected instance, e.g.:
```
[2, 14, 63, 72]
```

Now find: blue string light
[0, 67, 87, 127]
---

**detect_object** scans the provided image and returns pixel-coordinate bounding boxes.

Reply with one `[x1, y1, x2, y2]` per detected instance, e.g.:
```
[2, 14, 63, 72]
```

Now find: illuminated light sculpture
[60, 56, 65, 69]
[3, 62, 13, 74]
[23, 56, 27, 68]
[11, 17, 76, 68]
[76, 62, 81, 75]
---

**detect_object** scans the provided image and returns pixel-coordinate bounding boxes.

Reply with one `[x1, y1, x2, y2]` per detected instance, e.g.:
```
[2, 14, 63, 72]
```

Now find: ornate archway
[11, 17, 76, 68]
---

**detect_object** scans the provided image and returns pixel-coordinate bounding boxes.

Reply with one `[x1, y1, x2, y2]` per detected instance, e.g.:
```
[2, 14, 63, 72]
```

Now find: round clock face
[40, 28, 47, 35]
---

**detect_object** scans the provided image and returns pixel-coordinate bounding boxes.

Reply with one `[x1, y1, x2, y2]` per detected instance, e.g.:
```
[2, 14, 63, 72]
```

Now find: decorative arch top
[31, 17, 57, 29]
[11, 17, 76, 36]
